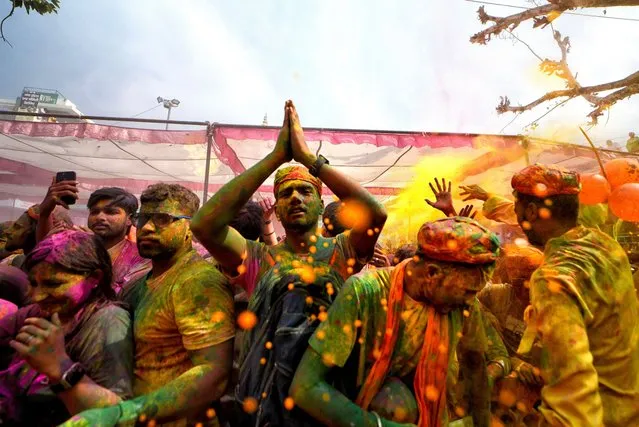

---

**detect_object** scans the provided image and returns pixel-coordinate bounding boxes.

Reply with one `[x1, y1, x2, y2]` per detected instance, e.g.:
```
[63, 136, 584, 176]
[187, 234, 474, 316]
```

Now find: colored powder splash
[378, 135, 526, 252]
[379, 154, 466, 251]
[528, 124, 583, 147]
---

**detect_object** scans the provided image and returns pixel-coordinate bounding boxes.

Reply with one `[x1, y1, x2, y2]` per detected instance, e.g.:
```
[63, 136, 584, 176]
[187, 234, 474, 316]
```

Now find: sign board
[20, 89, 59, 108]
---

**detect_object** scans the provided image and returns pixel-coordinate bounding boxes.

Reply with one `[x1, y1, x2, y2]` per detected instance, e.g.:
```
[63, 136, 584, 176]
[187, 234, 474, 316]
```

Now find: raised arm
[36, 178, 79, 242]
[258, 197, 279, 246]
[288, 101, 387, 261]
[191, 104, 292, 272]
[460, 185, 518, 225]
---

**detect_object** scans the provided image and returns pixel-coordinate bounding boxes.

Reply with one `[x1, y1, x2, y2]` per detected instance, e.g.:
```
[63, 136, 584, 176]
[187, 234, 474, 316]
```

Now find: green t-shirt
[308, 264, 494, 424]
[308, 267, 430, 386]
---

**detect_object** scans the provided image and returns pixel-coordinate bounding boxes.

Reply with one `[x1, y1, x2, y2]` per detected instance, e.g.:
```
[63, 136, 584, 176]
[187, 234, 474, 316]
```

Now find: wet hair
[515, 192, 579, 225]
[322, 201, 347, 237]
[230, 201, 264, 241]
[88, 187, 139, 217]
[393, 244, 417, 265]
[140, 183, 200, 216]
[25, 230, 115, 301]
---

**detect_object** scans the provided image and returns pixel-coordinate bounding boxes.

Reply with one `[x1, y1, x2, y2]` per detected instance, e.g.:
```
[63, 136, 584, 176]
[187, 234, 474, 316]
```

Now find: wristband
[309, 155, 329, 177]
[50, 362, 85, 393]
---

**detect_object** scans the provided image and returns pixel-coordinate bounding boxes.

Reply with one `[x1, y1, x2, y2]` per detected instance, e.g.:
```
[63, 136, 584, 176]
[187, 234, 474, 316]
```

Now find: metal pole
[165, 107, 172, 131]
[202, 123, 214, 203]
[0, 110, 208, 126]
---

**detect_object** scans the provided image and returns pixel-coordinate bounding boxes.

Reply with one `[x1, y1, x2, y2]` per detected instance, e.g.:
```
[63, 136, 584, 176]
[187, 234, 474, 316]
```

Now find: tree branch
[553, 0, 639, 6]
[470, 4, 560, 44]
[1, 0, 61, 47]
[587, 83, 639, 121]
[472, 0, 639, 123]
[1, 0, 16, 47]
[471, 1, 639, 44]
[498, 71, 639, 123]
[539, 30, 602, 105]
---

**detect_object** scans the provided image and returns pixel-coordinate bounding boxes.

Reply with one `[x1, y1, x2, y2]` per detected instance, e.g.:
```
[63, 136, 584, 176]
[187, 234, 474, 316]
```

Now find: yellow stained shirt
[524, 226, 639, 426]
[133, 249, 235, 396]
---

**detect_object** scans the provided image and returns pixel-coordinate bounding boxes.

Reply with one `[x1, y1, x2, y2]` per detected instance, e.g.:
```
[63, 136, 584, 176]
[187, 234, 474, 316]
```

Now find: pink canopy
[0, 119, 632, 225]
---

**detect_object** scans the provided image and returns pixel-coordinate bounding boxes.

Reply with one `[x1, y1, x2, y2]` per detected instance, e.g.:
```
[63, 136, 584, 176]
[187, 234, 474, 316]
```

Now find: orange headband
[273, 166, 322, 198]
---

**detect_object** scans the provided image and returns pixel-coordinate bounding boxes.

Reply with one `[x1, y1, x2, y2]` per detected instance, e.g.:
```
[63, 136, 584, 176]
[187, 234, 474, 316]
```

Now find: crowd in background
[0, 100, 637, 427]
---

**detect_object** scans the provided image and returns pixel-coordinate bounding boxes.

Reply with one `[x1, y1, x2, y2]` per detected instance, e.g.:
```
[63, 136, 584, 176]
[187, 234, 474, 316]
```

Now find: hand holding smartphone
[39, 172, 79, 216]
[54, 171, 77, 206]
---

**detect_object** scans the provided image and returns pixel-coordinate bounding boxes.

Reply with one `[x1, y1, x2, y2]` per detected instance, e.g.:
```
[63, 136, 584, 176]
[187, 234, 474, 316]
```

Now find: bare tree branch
[471, 4, 559, 44]
[471, 0, 639, 44]
[538, 30, 602, 105]
[498, 71, 639, 122]
[498, 70, 639, 112]
[587, 83, 639, 121]
[472, 1, 639, 123]
[555, 0, 639, 6]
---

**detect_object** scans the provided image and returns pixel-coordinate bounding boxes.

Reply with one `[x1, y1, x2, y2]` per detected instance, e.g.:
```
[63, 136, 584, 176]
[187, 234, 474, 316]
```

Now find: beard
[137, 240, 179, 260]
[282, 214, 321, 234]
[281, 209, 321, 234]
[90, 223, 127, 240]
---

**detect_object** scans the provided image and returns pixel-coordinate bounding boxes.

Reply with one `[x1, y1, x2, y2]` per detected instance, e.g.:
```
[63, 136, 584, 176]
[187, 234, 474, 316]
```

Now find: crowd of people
[0, 100, 637, 426]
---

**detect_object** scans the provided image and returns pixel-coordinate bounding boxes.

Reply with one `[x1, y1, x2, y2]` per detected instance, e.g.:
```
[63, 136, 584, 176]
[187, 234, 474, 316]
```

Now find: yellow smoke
[528, 123, 581, 145]
[379, 154, 467, 251]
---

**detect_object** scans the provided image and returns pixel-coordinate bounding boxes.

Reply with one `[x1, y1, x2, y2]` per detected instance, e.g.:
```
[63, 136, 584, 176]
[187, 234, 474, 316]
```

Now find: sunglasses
[136, 212, 191, 228]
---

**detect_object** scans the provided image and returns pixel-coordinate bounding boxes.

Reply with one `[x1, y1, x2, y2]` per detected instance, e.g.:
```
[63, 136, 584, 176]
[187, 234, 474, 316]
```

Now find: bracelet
[371, 411, 383, 427]
[264, 220, 272, 224]
[27, 207, 40, 220]
[264, 231, 275, 236]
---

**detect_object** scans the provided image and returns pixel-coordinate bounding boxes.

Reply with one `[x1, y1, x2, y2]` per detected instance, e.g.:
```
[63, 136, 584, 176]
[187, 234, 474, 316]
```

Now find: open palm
[425, 178, 455, 216]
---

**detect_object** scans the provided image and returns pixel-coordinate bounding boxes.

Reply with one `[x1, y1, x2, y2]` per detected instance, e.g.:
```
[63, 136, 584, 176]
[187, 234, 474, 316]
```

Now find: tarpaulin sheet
[1, 120, 634, 225]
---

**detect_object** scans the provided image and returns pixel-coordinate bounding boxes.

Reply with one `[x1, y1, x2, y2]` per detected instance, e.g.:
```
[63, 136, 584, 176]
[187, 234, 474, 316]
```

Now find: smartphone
[55, 171, 77, 206]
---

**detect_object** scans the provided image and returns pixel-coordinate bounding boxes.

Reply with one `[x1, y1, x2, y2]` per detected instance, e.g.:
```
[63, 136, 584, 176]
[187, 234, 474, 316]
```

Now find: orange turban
[511, 164, 580, 197]
[417, 217, 500, 265]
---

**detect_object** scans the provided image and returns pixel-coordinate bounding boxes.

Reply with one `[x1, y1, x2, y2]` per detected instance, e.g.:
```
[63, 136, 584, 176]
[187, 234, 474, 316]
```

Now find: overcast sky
[1, 0, 638, 146]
